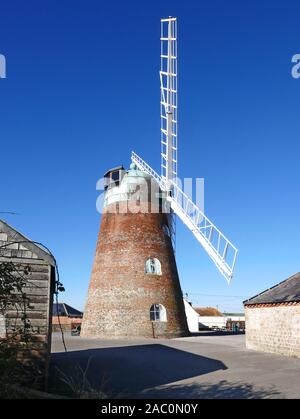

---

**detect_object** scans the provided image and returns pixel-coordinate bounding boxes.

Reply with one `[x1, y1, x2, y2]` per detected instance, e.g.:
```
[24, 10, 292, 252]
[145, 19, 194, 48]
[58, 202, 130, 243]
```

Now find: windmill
[81, 17, 237, 339]
[131, 17, 238, 284]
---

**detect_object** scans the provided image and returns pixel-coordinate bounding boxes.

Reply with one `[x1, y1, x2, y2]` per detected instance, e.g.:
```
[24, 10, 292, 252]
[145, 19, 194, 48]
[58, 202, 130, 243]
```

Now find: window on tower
[145, 258, 162, 275]
[150, 304, 167, 322]
[111, 170, 120, 186]
[103, 166, 125, 190]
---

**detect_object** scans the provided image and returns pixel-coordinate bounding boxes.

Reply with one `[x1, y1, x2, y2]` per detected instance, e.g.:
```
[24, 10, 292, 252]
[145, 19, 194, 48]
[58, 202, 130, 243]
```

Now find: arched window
[150, 304, 167, 322]
[162, 224, 171, 238]
[145, 258, 162, 275]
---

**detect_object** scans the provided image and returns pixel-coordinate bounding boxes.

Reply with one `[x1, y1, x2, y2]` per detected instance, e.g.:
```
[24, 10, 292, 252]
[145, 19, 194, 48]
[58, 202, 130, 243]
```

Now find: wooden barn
[0, 219, 56, 385]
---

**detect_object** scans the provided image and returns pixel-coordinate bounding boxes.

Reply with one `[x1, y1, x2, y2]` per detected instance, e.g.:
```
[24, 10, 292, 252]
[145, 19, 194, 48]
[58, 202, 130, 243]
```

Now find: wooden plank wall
[0, 230, 54, 371]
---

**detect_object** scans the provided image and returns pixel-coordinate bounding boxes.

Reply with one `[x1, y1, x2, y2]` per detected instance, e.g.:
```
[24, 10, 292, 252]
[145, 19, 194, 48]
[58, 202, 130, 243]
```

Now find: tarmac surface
[50, 332, 300, 399]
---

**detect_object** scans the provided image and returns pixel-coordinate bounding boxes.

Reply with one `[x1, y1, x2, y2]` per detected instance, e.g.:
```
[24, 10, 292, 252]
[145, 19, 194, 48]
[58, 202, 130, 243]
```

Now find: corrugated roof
[243, 272, 300, 305]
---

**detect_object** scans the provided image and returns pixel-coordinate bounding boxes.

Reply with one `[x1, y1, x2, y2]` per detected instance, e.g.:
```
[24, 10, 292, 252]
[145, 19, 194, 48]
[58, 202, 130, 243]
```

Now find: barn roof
[194, 307, 223, 316]
[243, 272, 300, 305]
[53, 303, 83, 318]
[0, 219, 55, 266]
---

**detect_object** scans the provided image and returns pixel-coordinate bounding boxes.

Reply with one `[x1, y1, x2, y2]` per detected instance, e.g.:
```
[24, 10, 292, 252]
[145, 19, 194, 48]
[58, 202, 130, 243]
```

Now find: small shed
[0, 219, 56, 383]
[244, 272, 300, 358]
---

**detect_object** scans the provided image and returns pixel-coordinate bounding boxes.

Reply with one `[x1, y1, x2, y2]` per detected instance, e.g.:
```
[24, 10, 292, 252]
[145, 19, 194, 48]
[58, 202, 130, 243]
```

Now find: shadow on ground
[49, 344, 226, 397]
[140, 380, 282, 399]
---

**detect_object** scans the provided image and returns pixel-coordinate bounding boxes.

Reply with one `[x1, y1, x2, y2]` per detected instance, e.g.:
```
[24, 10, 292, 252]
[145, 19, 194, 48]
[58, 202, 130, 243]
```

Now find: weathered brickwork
[52, 316, 82, 332]
[82, 196, 189, 338]
[245, 303, 300, 358]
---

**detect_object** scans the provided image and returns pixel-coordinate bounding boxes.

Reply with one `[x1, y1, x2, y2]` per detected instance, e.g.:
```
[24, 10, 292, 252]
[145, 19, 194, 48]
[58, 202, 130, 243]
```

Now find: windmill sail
[131, 152, 237, 283]
[131, 17, 238, 283]
[160, 17, 178, 190]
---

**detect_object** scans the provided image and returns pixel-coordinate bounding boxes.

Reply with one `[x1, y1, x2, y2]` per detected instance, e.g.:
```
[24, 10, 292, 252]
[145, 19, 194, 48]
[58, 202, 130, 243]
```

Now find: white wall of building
[183, 299, 200, 333]
[199, 315, 245, 330]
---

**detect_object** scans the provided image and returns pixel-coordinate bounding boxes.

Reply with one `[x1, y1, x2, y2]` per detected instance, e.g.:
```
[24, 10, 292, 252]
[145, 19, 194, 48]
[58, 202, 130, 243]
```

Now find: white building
[199, 314, 245, 330]
[183, 299, 200, 333]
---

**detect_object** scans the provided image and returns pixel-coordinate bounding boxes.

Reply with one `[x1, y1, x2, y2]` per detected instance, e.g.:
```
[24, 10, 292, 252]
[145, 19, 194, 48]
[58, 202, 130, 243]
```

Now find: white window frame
[145, 258, 162, 275]
[150, 304, 167, 322]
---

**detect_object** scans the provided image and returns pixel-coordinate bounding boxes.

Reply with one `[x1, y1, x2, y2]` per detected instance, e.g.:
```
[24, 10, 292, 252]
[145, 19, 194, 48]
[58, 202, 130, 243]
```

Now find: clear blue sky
[1, 0, 299, 312]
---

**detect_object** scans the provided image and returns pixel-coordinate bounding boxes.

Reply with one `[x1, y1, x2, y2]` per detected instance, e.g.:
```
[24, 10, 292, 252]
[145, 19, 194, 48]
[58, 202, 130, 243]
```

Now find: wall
[82, 197, 189, 338]
[82, 207, 189, 338]
[0, 227, 55, 385]
[0, 315, 5, 338]
[2, 262, 54, 366]
[183, 299, 200, 332]
[52, 316, 82, 332]
[199, 316, 245, 329]
[245, 303, 300, 358]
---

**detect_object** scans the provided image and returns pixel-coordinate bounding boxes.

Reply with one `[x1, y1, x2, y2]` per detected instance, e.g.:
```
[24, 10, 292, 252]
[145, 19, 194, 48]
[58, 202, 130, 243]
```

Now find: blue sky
[0, 0, 299, 312]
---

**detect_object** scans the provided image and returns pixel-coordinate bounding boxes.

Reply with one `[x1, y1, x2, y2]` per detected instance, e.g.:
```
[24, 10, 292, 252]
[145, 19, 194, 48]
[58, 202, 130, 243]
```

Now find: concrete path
[50, 332, 300, 399]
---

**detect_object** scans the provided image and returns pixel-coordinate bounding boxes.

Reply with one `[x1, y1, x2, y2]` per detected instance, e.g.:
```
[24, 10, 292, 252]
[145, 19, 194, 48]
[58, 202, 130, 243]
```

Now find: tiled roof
[243, 272, 300, 305]
[53, 303, 83, 318]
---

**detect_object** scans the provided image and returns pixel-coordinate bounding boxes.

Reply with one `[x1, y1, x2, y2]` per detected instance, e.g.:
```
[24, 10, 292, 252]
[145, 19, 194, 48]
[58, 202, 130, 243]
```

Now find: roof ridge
[62, 303, 68, 316]
[0, 219, 55, 266]
[244, 272, 300, 305]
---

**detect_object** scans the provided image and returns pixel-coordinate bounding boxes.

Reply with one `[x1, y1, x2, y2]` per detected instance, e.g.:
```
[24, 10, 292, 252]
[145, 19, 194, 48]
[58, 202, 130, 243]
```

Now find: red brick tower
[81, 164, 189, 338]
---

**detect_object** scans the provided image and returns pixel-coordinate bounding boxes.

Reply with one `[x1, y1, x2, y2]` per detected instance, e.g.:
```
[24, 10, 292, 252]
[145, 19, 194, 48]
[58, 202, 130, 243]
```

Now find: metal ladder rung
[160, 71, 177, 77]
[161, 102, 177, 109]
[161, 115, 177, 123]
[161, 129, 177, 137]
[161, 17, 177, 22]
[160, 55, 177, 59]
[161, 87, 177, 93]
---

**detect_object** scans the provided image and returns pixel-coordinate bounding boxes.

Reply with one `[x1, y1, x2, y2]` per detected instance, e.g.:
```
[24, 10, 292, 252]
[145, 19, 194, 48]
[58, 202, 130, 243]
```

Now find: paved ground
[50, 332, 300, 399]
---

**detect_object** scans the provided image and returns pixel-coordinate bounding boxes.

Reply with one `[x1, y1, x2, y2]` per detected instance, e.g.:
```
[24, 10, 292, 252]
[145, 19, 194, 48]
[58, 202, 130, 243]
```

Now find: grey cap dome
[130, 162, 138, 170]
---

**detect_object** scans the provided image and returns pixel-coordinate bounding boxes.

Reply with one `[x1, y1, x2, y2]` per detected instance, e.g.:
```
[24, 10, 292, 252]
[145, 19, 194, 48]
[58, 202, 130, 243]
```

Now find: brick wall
[245, 303, 300, 358]
[81, 201, 189, 339]
[52, 316, 82, 332]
